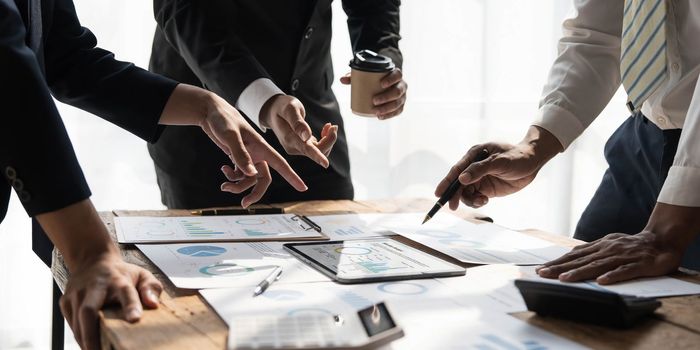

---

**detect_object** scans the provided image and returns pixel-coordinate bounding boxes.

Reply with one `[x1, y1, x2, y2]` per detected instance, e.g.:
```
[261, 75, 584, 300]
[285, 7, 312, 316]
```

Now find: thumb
[458, 156, 504, 185]
[339, 72, 351, 85]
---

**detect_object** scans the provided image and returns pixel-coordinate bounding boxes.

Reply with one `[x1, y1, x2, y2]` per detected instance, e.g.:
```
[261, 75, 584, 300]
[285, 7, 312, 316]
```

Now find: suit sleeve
[342, 0, 403, 69]
[153, 0, 272, 112]
[0, 0, 90, 218]
[44, 0, 179, 143]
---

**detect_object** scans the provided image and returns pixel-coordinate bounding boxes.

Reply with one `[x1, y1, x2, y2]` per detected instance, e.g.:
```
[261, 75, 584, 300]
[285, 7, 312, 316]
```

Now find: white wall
[0, 1, 631, 348]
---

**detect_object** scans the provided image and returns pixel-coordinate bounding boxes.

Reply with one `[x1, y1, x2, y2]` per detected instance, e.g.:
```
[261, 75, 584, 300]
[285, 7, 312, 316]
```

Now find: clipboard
[114, 213, 329, 244]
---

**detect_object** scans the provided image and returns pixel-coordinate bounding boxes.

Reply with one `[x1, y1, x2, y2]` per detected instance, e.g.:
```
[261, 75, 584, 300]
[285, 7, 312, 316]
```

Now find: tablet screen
[286, 238, 464, 280]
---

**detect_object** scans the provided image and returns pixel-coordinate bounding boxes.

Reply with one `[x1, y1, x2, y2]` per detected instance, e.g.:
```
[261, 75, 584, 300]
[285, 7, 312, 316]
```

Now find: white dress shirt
[235, 78, 284, 132]
[532, 0, 700, 206]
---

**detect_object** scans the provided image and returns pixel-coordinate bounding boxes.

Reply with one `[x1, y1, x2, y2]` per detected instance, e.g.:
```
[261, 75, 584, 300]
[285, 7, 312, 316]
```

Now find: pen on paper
[253, 266, 284, 297]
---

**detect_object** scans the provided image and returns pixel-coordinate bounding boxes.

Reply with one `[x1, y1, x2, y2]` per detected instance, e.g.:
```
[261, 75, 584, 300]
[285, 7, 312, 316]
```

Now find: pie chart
[176, 245, 227, 257]
[377, 282, 428, 295]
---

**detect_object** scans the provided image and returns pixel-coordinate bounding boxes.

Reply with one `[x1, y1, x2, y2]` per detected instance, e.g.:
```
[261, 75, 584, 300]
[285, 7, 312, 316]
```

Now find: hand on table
[340, 68, 407, 119]
[536, 231, 684, 284]
[60, 253, 162, 350]
[260, 94, 338, 168]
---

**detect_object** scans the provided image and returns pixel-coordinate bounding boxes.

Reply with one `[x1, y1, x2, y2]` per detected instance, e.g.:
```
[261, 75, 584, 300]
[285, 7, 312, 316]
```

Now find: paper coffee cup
[349, 50, 395, 117]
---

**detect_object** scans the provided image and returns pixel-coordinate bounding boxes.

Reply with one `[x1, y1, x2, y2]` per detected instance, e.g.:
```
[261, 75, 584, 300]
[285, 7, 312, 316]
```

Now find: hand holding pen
[431, 130, 561, 219]
[424, 149, 489, 224]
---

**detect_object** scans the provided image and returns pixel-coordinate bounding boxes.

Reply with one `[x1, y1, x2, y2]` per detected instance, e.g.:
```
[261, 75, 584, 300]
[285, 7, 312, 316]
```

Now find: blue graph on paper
[244, 229, 278, 236]
[339, 291, 374, 310]
[357, 261, 407, 274]
[474, 334, 548, 350]
[176, 245, 227, 257]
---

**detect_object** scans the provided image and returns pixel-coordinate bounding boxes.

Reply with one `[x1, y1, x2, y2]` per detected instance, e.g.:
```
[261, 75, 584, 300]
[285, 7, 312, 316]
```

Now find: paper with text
[311, 212, 571, 265]
[201, 280, 586, 350]
[137, 242, 329, 289]
[115, 214, 325, 243]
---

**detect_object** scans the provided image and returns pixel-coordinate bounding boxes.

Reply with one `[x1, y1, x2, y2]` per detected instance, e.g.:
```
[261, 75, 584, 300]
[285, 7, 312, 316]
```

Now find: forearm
[643, 203, 700, 253]
[35, 199, 117, 272]
[158, 84, 212, 126]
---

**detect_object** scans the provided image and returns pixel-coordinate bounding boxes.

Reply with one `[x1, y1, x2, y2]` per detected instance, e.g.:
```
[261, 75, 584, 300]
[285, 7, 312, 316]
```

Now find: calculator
[227, 302, 404, 350]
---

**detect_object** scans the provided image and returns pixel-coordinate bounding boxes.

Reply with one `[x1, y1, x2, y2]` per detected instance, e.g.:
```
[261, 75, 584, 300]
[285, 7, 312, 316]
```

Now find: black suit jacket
[0, 0, 178, 264]
[148, 0, 402, 209]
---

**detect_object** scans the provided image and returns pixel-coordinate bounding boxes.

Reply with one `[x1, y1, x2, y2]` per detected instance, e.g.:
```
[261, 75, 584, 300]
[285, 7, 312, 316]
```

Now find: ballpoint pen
[423, 149, 489, 224]
[253, 266, 283, 297]
[190, 207, 285, 216]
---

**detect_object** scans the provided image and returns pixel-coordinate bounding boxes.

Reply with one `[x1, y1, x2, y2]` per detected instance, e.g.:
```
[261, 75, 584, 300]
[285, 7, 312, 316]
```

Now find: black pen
[190, 208, 285, 216]
[423, 149, 489, 224]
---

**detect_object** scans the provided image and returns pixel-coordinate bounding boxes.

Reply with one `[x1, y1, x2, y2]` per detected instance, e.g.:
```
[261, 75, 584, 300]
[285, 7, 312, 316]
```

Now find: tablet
[283, 238, 465, 284]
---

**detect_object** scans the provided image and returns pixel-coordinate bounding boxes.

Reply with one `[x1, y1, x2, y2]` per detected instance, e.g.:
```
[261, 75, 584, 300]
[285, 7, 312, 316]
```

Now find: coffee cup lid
[349, 50, 395, 72]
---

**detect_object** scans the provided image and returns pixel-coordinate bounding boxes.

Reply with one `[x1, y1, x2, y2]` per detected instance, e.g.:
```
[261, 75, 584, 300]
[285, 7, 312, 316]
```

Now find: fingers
[221, 165, 246, 182]
[257, 140, 308, 192]
[59, 296, 80, 347]
[221, 129, 257, 177]
[373, 96, 406, 120]
[221, 174, 257, 194]
[339, 72, 351, 85]
[303, 141, 330, 168]
[538, 243, 599, 270]
[448, 186, 463, 210]
[78, 287, 108, 350]
[380, 68, 403, 89]
[458, 153, 506, 186]
[435, 146, 487, 196]
[115, 280, 143, 323]
[460, 186, 489, 208]
[315, 124, 338, 156]
[279, 100, 312, 141]
[242, 162, 272, 208]
[435, 161, 469, 197]
[373, 70, 407, 119]
[557, 256, 638, 282]
[597, 263, 646, 285]
[136, 270, 162, 309]
[536, 252, 608, 280]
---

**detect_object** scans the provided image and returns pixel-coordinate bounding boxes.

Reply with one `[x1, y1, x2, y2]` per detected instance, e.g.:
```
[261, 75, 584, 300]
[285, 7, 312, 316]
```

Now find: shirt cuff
[658, 166, 700, 207]
[234, 78, 284, 132]
[531, 104, 586, 150]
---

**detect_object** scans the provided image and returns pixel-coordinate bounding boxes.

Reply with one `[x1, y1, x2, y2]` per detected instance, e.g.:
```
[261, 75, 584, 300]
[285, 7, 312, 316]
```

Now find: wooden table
[51, 199, 700, 350]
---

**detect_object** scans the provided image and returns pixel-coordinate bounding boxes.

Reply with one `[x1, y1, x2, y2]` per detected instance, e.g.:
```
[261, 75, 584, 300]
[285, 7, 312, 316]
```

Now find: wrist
[642, 202, 700, 253]
[35, 199, 118, 272]
[519, 125, 563, 169]
[160, 84, 216, 127]
[259, 94, 283, 129]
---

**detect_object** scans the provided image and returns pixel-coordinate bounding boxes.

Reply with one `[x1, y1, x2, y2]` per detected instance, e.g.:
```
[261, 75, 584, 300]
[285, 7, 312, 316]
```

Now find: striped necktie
[620, 0, 668, 113]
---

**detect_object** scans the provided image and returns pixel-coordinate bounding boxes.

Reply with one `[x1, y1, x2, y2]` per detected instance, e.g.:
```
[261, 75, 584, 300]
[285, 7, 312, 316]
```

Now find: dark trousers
[575, 113, 700, 270]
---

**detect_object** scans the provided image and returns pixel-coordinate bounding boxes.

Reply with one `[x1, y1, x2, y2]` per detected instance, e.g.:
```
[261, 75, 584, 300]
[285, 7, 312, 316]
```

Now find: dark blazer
[148, 0, 402, 209]
[0, 0, 178, 264]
